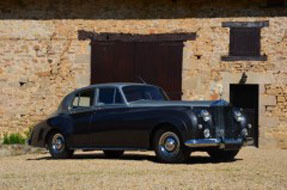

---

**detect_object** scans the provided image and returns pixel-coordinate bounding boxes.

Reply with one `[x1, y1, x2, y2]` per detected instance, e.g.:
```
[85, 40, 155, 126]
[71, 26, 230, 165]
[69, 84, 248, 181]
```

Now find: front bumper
[185, 137, 253, 150]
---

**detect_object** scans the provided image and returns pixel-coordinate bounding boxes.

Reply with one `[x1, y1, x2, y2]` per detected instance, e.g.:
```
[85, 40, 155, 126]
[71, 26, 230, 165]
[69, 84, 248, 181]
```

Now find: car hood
[129, 99, 229, 108]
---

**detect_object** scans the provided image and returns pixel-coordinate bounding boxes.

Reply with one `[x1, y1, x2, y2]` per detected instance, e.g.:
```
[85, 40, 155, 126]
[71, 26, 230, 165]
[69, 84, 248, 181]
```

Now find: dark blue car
[29, 83, 253, 163]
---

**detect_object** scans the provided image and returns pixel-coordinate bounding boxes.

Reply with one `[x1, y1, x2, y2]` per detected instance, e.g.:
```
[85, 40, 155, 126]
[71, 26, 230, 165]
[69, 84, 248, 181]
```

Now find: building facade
[0, 0, 287, 148]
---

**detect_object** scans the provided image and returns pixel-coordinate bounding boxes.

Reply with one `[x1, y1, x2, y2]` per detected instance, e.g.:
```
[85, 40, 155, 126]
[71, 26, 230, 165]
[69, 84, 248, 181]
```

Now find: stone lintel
[78, 30, 196, 42]
[222, 21, 269, 28]
[221, 55, 267, 62]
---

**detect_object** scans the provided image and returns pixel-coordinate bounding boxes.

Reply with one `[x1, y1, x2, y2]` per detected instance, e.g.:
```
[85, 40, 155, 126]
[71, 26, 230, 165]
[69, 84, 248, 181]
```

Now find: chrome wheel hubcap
[52, 134, 65, 153]
[164, 137, 177, 152]
[159, 131, 180, 157]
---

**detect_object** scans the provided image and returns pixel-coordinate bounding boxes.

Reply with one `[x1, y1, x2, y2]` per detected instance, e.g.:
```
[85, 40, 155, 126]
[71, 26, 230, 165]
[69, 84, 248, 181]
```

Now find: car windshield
[122, 85, 168, 102]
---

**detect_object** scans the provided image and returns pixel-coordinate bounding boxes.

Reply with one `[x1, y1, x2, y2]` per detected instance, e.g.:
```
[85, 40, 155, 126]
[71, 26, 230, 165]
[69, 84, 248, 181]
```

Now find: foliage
[3, 133, 26, 145]
[23, 126, 33, 139]
[2, 125, 33, 145]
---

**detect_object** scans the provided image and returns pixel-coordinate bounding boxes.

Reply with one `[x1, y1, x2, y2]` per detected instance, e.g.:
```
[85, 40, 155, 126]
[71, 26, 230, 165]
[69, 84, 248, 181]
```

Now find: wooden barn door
[91, 42, 135, 83]
[91, 41, 183, 100]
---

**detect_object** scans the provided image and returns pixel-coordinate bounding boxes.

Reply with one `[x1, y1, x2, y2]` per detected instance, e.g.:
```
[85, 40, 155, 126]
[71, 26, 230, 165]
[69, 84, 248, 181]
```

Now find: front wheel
[153, 129, 190, 163]
[48, 132, 74, 159]
[207, 149, 240, 161]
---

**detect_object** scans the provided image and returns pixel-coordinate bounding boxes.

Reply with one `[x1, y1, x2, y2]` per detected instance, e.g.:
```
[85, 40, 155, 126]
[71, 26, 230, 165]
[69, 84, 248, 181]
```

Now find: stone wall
[0, 0, 286, 148]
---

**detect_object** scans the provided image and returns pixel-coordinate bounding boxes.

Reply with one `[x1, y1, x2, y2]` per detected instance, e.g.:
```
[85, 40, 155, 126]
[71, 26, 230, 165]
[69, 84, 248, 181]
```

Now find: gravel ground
[0, 147, 286, 190]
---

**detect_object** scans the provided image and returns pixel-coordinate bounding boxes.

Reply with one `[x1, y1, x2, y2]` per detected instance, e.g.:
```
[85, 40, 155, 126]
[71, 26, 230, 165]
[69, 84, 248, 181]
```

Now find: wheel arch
[43, 114, 74, 147]
[149, 122, 186, 149]
[44, 129, 62, 147]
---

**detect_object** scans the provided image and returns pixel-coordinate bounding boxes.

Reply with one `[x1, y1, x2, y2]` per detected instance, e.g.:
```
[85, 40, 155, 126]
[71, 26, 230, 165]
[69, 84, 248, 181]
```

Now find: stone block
[75, 54, 90, 64]
[259, 116, 279, 128]
[222, 72, 276, 85]
[182, 76, 201, 90]
[277, 96, 286, 103]
[75, 73, 90, 88]
[260, 95, 277, 106]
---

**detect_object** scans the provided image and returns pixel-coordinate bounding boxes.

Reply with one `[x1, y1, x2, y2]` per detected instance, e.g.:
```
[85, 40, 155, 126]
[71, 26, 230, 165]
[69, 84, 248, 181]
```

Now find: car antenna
[137, 76, 147, 84]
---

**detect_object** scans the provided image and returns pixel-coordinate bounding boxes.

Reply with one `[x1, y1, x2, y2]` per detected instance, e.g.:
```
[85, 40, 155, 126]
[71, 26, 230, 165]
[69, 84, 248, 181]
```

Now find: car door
[68, 89, 95, 148]
[90, 87, 141, 148]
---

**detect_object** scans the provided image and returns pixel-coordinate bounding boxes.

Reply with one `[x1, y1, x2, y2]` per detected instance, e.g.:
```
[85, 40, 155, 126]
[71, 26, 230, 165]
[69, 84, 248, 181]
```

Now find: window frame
[266, 0, 286, 7]
[221, 21, 268, 61]
[69, 88, 96, 111]
[96, 87, 126, 106]
[229, 27, 261, 57]
[122, 85, 169, 103]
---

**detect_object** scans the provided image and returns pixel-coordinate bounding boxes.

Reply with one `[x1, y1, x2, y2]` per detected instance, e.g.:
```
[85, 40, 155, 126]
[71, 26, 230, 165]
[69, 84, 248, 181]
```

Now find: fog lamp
[203, 128, 211, 138]
[241, 128, 248, 137]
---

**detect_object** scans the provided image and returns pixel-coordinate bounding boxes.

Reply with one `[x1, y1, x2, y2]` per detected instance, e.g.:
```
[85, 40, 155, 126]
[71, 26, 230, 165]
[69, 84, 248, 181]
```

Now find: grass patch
[3, 133, 26, 145]
[2, 126, 33, 145]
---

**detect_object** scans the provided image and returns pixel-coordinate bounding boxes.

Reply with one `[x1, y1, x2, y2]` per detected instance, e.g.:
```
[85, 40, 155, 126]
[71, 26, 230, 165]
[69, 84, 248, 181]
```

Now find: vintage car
[29, 83, 253, 163]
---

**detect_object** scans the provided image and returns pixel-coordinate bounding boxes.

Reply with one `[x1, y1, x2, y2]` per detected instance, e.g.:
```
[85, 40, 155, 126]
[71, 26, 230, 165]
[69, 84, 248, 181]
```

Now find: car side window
[115, 89, 124, 104]
[72, 89, 95, 109]
[98, 88, 124, 105]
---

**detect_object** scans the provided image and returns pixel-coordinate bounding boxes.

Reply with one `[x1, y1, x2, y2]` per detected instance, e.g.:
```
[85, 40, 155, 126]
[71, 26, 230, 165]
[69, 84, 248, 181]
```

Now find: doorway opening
[230, 84, 259, 147]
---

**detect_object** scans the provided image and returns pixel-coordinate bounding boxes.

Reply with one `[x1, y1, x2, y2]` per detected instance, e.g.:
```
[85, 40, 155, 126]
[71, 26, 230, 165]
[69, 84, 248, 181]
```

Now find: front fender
[152, 109, 198, 143]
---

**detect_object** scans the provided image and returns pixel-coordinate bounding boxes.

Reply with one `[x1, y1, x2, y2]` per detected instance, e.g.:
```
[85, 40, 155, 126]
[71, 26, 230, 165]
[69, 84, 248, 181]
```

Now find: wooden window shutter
[230, 28, 260, 57]
[267, 0, 286, 7]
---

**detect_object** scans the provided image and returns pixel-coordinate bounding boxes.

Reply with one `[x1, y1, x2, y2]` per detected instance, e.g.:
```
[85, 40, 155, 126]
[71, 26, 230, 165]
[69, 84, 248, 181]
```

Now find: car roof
[58, 83, 161, 113]
[73, 82, 158, 93]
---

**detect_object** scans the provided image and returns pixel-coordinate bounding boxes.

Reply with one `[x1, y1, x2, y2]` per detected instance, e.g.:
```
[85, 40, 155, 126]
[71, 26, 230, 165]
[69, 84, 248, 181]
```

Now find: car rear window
[72, 89, 95, 109]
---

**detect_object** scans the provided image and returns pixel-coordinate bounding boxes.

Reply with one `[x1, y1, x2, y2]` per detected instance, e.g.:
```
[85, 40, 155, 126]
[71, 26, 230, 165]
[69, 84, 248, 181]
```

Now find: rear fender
[30, 114, 73, 148]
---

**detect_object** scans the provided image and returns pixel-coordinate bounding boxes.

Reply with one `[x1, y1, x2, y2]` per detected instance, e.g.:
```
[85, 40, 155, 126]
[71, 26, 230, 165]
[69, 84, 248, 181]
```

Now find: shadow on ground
[26, 153, 242, 164]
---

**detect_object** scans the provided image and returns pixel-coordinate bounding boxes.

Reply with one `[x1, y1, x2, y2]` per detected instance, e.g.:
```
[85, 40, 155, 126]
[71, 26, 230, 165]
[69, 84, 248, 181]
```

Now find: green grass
[2, 133, 26, 145]
[2, 126, 33, 145]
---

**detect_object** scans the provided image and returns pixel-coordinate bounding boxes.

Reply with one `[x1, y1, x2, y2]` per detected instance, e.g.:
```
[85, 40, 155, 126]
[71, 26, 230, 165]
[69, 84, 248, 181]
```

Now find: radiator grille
[210, 106, 240, 139]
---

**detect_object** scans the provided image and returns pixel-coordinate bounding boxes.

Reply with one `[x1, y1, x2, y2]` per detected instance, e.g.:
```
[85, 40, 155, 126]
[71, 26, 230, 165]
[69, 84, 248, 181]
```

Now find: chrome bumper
[185, 137, 253, 149]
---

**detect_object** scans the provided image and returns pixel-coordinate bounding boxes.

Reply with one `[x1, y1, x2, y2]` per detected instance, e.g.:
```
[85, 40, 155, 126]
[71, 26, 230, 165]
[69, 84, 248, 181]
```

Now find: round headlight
[200, 110, 211, 122]
[233, 110, 244, 122]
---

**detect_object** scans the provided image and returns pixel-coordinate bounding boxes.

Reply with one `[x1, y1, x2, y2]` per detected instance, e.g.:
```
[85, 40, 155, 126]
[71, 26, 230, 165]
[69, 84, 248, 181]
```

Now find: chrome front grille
[210, 106, 240, 139]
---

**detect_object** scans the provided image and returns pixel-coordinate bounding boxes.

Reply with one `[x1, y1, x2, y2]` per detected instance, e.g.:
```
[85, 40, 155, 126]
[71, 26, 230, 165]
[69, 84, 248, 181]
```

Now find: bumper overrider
[184, 137, 254, 150]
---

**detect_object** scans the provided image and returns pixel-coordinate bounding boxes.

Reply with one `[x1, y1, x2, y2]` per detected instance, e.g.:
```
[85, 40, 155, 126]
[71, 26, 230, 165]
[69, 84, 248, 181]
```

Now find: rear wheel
[48, 132, 74, 159]
[153, 129, 190, 163]
[207, 149, 240, 161]
[103, 150, 124, 158]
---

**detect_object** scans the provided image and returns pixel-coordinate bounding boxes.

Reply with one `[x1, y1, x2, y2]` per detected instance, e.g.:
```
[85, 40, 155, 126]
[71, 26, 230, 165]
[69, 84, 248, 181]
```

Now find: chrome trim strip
[185, 138, 246, 148]
[223, 139, 243, 144]
[184, 138, 220, 148]
[70, 147, 148, 151]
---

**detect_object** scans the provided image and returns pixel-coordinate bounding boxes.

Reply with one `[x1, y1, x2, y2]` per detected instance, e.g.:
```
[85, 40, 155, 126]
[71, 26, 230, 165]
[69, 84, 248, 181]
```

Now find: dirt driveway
[0, 147, 286, 190]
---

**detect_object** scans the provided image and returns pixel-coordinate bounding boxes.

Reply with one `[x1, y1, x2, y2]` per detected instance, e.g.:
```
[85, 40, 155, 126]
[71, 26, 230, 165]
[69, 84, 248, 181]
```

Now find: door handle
[94, 107, 102, 111]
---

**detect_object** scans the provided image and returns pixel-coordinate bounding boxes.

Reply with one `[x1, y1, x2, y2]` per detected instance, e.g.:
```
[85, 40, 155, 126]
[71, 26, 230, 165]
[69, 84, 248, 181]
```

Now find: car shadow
[26, 153, 242, 164]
